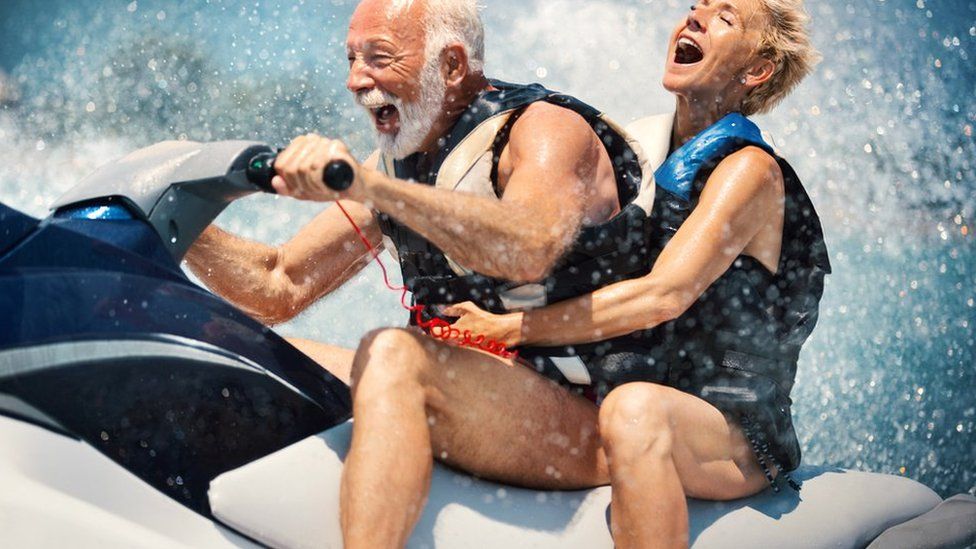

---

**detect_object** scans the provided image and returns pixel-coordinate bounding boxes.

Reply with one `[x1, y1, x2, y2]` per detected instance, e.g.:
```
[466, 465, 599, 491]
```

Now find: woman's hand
[441, 302, 524, 348]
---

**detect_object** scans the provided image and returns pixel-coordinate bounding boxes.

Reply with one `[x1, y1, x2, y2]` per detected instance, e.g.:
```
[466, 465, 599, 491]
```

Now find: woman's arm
[446, 147, 785, 347]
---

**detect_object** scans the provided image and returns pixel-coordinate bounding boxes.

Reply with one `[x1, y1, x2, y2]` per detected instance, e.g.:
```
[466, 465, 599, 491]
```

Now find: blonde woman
[446, 1, 829, 546]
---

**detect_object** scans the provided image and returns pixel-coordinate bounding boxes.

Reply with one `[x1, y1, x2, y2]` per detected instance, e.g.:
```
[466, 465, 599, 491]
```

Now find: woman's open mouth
[674, 36, 704, 65]
[370, 104, 400, 134]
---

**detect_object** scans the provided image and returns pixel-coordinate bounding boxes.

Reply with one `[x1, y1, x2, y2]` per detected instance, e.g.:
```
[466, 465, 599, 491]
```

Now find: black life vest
[376, 80, 657, 321]
[637, 114, 832, 382]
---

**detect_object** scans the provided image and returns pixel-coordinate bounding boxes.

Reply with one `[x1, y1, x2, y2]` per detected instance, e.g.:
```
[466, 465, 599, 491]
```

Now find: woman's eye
[720, 16, 733, 26]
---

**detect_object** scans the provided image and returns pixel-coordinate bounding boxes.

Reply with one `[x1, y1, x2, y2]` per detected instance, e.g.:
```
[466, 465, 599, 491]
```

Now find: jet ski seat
[209, 422, 942, 549]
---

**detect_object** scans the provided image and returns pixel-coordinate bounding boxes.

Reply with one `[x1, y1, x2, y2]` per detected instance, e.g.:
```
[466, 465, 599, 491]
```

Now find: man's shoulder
[517, 100, 591, 129]
[507, 101, 598, 153]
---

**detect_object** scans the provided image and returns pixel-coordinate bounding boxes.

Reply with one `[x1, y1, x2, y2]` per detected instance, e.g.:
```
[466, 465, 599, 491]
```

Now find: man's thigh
[403, 335, 608, 491]
[288, 338, 355, 385]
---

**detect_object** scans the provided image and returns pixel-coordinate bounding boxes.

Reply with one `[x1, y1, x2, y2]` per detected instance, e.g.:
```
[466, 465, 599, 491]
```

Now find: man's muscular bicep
[497, 103, 607, 245]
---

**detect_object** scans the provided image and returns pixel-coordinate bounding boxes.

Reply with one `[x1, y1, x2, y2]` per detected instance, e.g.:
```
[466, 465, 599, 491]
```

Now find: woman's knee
[599, 383, 675, 459]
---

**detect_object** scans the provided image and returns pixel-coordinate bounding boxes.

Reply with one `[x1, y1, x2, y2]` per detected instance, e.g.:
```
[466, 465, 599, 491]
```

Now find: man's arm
[185, 200, 381, 326]
[363, 104, 613, 282]
[273, 104, 613, 283]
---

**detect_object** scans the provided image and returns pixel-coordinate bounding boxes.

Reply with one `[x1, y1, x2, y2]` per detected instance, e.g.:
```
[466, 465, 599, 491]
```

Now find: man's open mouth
[369, 104, 400, 133]
[674, 36, 704, 65]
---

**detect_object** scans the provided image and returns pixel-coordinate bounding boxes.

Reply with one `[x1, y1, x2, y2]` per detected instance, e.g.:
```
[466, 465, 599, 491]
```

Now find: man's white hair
[388, 0, 485, 73]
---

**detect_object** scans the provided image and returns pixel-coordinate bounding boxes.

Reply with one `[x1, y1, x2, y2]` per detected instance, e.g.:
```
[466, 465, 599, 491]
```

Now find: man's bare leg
[286, 338, 356, 385]
[340, 328, 609, 549]
[599, 382, 772, 549]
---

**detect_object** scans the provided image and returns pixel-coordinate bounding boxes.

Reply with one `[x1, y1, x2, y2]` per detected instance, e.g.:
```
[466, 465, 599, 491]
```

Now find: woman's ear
[441, 43, 469, 86]
[744, 57, 776, 89]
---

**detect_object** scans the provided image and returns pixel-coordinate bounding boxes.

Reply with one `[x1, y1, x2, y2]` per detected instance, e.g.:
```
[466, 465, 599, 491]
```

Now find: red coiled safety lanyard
[335, 202, 519, 361]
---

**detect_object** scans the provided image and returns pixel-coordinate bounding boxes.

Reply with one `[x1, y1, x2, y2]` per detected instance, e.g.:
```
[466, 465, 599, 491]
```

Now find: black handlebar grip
[246, 153, 354, 193]
[246, 152, 279, 193]
[323, 160, 355, 192]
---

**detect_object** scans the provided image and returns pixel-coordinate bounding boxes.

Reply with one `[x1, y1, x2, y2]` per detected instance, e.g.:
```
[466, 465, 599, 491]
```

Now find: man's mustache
[356, 89, 398, 109]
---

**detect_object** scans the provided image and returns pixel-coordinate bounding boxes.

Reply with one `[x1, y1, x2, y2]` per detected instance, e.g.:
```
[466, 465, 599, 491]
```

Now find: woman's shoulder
[708, 146, 785, 197]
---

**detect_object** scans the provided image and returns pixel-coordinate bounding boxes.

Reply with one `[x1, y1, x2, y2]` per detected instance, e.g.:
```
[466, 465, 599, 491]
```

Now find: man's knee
[599, 383, 674, 460]
[350, 328, 429, 388]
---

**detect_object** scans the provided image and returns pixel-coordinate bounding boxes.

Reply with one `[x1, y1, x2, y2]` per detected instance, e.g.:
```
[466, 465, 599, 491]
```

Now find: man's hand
[272, 134, 365, 202]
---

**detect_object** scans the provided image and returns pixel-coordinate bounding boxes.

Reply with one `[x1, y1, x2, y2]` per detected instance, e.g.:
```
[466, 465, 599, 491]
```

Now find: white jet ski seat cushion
[209, 422, 941, 549]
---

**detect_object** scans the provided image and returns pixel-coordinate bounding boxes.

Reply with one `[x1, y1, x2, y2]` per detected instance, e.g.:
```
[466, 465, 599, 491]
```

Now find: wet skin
[186, 1, 792, 548]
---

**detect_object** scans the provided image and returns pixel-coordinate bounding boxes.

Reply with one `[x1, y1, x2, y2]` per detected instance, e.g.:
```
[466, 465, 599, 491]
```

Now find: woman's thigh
[611, 382, 770, 501]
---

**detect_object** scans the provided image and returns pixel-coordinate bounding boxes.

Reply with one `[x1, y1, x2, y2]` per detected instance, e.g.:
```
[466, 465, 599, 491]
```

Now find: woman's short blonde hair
[743, 0, 821, 116]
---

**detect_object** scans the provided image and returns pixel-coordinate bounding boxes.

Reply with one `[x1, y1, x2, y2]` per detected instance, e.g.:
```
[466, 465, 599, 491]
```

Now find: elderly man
[187, 0, 657, 546]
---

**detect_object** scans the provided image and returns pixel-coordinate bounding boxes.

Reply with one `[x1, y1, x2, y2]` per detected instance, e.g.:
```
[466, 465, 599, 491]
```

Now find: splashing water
[0, 0, 973, 498]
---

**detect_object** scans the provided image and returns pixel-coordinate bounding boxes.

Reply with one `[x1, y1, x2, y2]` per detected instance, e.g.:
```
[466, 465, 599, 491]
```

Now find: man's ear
[744, 57, 776, 89]
[441, 43, 469, 86]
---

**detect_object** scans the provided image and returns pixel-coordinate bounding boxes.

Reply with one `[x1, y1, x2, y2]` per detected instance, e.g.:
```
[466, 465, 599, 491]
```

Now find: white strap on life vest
[625, 111, 780, 170]
[625, 112, 674, 176]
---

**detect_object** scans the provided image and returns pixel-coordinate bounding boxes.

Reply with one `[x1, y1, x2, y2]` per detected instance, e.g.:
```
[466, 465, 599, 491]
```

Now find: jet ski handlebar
[245, 153, 355, 193]
[48, 140, 355, 264]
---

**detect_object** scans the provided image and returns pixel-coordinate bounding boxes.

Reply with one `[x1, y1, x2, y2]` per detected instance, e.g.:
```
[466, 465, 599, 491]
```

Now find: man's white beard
[357, 56, 446, 160]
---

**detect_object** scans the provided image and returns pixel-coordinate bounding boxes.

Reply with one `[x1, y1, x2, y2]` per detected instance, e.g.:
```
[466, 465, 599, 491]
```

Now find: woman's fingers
[442, 302, 476, 317]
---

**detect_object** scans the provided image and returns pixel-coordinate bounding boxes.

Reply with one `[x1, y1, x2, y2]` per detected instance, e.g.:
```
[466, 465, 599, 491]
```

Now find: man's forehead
[347, 0, 425, 49]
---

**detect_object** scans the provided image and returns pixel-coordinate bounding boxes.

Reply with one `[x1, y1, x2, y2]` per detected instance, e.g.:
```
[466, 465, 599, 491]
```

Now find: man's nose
[346, 59, 375, 94]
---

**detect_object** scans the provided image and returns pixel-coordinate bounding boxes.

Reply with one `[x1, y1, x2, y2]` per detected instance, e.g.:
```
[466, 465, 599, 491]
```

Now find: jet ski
[1, 141, 973, 548]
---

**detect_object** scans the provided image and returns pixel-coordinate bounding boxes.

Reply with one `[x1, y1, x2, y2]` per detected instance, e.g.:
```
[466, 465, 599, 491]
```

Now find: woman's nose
[687, 11, 704, 32]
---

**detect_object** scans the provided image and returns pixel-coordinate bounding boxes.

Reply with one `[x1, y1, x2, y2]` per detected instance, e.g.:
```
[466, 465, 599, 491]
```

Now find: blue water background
[0, 0, 972, 498]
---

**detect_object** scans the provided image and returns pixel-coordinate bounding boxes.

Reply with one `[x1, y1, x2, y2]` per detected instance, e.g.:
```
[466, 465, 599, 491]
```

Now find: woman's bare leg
[599, 382, 772, 549]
